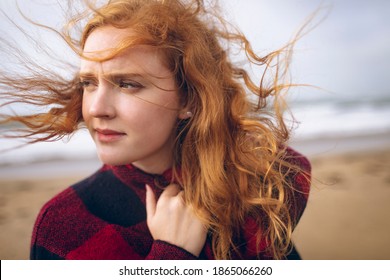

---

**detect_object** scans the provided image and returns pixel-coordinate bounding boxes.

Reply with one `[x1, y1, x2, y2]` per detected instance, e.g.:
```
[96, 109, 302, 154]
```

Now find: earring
[185, 111, 193, 118]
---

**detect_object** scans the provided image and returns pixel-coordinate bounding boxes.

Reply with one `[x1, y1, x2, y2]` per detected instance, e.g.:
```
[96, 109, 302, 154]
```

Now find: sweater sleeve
[146, 240, 198, 260]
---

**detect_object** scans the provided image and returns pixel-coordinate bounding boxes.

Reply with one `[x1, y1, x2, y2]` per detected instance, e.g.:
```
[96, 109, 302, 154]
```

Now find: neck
[131, 142, 175, 175]
[132, 159, 173, 175]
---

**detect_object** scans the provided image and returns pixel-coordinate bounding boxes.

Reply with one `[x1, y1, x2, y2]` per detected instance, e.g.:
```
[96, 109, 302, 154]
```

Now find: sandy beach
[293, 147, 390, 259]
[1, 136, 389, 260]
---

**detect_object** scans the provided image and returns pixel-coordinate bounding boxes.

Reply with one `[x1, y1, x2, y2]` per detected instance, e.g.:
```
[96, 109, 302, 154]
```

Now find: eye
[79, 80, 90, 87]
[79, 79, 97, 90]
[118, 80, 144, 90]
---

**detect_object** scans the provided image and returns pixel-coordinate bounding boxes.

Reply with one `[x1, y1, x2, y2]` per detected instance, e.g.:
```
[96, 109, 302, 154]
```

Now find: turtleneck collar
[102, 163, 176, 191]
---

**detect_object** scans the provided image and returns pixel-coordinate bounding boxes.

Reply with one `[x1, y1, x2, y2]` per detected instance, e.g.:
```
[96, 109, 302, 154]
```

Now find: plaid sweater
[30, 147, 311, 260]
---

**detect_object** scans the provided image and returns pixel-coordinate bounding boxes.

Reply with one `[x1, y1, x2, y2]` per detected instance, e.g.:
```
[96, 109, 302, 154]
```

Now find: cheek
[81, 95, 91, 122]
[123, 102, 178, 131]
[120, 93, 180, 125]
[118, 101, 178, 141]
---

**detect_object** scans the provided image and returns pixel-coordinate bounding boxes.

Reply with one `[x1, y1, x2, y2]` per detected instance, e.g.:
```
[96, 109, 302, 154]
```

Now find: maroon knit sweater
[30, 147, 311, 260]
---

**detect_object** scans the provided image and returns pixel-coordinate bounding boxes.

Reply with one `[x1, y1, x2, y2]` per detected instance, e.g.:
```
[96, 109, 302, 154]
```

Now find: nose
[88, 84, 116, 119]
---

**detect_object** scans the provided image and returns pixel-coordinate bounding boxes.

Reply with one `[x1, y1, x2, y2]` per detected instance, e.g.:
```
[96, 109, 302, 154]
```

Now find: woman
[1, 0, 311, 259]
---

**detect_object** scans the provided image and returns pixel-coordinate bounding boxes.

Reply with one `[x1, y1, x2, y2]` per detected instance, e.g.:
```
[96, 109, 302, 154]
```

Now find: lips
[95, 128, 126, 142]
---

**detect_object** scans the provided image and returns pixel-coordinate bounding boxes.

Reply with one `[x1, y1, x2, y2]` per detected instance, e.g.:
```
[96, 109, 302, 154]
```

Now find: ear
[178, 110, 193, 120]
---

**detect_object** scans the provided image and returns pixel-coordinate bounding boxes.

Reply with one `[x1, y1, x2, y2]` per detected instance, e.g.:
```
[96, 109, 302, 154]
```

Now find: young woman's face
[81, 26, 183, 174]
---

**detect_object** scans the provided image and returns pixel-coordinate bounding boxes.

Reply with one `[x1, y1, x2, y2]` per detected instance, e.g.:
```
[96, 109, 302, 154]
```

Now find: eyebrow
[78, 72, 147, 80]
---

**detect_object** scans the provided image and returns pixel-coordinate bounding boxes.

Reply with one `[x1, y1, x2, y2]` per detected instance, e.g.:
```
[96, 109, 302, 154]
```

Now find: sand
[293, 148, 390, 259]
[1, 146, 390, 260]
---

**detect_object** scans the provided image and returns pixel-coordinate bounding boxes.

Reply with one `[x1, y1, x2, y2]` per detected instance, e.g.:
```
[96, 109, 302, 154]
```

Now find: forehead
[81, 26, 169, 76]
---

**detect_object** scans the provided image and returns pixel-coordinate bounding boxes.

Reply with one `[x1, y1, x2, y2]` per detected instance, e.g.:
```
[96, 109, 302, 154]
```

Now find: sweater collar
[103, 163, 176, 190]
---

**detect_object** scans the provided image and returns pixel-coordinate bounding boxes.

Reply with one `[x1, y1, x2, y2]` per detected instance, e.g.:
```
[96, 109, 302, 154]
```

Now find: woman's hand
[146, 184, 207, 257]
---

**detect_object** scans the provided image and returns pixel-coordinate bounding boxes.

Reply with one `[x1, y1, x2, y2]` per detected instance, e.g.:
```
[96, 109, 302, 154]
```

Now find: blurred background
[0, 0, 389, 259]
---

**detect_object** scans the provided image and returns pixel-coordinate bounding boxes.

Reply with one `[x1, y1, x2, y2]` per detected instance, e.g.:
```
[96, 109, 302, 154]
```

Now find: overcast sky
[1, 0, 390, 101]
[224, 0, 390, 100]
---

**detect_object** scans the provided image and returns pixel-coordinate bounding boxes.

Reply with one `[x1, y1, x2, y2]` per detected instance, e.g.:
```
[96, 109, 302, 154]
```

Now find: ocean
[290, 94, 390, 140]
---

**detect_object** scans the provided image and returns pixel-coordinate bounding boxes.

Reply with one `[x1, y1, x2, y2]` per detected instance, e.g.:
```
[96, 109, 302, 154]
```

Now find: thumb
[145, 184, 156, 223]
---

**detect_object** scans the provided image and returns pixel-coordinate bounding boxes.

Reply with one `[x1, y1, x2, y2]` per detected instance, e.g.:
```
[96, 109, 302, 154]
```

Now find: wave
[289, 95, 390, 140]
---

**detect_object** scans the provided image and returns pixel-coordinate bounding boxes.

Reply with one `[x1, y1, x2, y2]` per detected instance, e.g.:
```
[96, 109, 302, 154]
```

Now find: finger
[145, 184, 156, 221]
[160, 183, 181, 198]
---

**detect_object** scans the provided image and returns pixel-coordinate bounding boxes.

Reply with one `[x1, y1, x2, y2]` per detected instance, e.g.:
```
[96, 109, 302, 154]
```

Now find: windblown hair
[0, 0, 311, 259]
